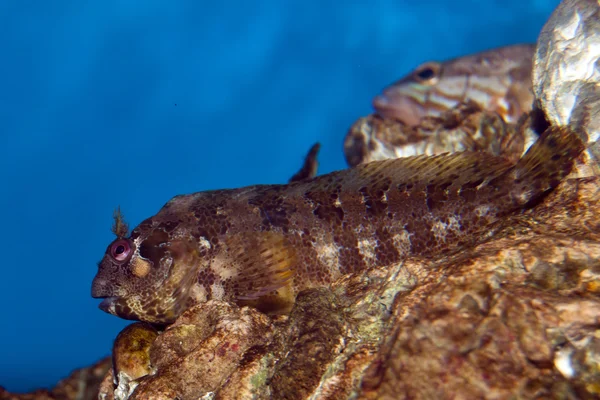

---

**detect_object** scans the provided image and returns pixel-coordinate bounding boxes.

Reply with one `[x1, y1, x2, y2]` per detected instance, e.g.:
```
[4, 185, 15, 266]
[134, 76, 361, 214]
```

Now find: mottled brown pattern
[91, 125, 583, 324]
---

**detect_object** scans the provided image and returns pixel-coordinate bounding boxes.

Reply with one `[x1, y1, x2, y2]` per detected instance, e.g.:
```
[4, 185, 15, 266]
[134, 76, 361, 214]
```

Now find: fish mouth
[97, 296, 119, 315]
[372, 92, 425, 126]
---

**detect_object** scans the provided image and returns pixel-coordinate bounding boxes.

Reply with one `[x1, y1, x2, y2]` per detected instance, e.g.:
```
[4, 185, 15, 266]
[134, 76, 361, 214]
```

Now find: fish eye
[413, 62, 441, 84]
[110, 239, 132, 262]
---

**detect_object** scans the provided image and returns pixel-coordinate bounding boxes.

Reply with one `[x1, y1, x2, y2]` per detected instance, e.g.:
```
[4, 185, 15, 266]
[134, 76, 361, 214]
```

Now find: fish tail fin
[507, 125, 585, 207]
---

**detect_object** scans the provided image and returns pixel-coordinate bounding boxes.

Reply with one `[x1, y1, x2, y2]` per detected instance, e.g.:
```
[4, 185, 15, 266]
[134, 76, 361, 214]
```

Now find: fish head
[373, 59, 473, 125]
[373, 45, 536, 126]
[91, 219, 201, 324]
[373, 61, 448, 125]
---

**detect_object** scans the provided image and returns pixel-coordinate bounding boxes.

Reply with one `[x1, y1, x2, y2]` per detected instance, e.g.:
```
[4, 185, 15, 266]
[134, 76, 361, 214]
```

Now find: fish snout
[91, 277, 122, 316]
[91, 275, 116, 299]
[372, 90, 424, 126]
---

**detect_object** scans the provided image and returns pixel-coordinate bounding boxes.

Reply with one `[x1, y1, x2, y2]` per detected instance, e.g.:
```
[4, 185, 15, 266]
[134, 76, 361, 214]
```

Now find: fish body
[373, 44, 535, 126]
[92, 125, 583, 324]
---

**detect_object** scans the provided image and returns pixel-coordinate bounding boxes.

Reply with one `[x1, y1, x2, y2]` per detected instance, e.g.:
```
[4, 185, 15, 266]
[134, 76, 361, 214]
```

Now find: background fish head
[372, 60, 462, 125]
[372, 44, 536, 126]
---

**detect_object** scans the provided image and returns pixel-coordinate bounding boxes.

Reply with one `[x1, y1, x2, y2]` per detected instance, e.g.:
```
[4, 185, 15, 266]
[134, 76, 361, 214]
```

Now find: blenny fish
[373, 44, 535, 126]
[92, 125, 582, 324]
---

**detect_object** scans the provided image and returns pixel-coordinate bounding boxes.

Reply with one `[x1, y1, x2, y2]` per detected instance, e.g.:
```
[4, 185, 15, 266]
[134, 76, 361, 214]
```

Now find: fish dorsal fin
[289, 142, 321, 182]
[309, 151, 516, 194]
[222, 231, 296, 302]
[319, 125, 582, 207]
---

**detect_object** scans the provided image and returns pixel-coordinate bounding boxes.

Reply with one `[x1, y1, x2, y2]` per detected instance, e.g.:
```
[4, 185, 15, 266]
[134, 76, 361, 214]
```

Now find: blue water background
[0, 0, 558, 392]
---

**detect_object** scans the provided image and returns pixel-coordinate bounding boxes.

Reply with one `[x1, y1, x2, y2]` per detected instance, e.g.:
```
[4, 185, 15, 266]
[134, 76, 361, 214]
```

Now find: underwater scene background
[0, 0, 559, 391]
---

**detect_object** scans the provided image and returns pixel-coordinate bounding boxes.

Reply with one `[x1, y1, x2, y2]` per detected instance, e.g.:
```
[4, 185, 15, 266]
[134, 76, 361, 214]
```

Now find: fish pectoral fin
[224, 231, 296, 302]
[148, 240, 204, 323]
[237, 285, 296, 315]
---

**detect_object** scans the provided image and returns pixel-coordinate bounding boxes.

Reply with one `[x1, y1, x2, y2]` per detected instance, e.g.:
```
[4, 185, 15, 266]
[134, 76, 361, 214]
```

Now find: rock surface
[533, 0, 600, 142]
[533, 0, 600, 176]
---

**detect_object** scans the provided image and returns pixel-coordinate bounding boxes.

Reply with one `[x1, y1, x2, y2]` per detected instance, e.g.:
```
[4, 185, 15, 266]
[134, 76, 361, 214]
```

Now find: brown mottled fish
[373, 44, 535, 126]
[92, 125, 583, 324]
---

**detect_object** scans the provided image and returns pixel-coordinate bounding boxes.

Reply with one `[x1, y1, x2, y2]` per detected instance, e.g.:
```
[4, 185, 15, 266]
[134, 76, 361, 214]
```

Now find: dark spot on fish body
[190, 227, 207, 241]
[359, 186, 388, 218]
[138, 230, 170, 263]
[114, 302, 135, 321]
[248, 194, 297, 232]
[303, 190, 345, 226]
[425, 184, 443, 211]
[374, 227, 401, 265]
[198, 268, 217, 287]
[313, 206, 326, 220]
[459, 187, 477, 203]
[157, 220, 179, 233]
[329, 229, 364, 275]
[338, 245, 367, 275]
[193, 209, 205, 221]
[403, 218, 434, 255]
[334, 206, 345, 222]
[436, 181, 452, 192]
[130, 218, 154, 241]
